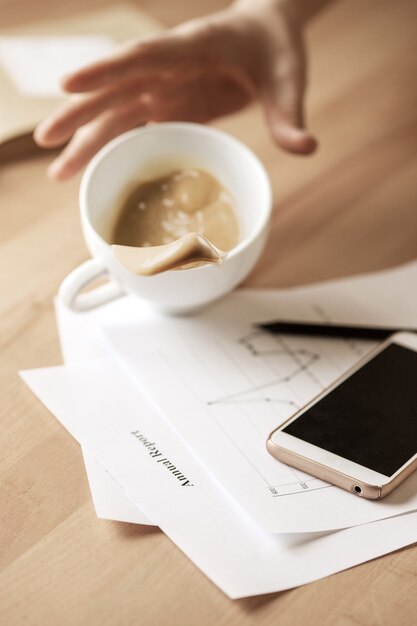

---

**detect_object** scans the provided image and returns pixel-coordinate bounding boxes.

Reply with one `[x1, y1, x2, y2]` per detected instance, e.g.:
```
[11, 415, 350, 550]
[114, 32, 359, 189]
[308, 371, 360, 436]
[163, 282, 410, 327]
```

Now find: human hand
[34, 0, 320, 180]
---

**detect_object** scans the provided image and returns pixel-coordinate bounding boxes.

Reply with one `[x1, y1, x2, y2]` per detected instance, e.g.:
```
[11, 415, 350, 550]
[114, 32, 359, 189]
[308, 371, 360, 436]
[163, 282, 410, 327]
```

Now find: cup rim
[80, 122, 272, 263]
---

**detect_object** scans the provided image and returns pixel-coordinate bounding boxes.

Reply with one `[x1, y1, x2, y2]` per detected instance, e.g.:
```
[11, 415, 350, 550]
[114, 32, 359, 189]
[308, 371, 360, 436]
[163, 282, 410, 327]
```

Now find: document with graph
[105, 285, 417, 533]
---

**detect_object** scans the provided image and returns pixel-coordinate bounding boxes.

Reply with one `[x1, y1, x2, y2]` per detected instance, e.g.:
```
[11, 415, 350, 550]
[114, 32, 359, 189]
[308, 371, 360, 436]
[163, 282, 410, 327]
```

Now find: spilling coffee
[111, 168, 239, 253]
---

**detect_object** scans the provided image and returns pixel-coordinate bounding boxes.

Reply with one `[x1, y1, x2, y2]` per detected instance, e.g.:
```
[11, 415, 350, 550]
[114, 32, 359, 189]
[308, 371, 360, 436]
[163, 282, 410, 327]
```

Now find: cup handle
[58, 258, 124, 312]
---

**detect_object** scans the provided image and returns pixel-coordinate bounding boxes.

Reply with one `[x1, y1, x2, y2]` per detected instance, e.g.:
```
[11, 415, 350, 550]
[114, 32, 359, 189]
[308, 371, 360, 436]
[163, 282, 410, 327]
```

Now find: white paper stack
[21, 260, 417, 598]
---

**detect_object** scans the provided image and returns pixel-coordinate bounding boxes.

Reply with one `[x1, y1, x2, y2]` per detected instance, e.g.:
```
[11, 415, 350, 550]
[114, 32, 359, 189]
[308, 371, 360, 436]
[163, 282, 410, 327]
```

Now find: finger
[261, 56, 317, 155]
[62, 31, 196, 93]
[34, 76, 157, 148]
[47, 100, 155, 180]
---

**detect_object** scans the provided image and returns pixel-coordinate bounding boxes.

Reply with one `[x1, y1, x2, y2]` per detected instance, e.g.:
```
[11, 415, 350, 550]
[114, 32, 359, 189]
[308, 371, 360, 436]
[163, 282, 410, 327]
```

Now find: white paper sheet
[83, 450, 153, 525]
[20, 358, 417, 599]
[104, 288, 417, 533]
[0, 36, 115, 97]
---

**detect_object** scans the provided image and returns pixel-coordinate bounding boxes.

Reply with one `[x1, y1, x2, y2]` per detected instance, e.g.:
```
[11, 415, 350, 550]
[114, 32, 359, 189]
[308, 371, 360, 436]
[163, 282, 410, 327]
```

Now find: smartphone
[267, 332, 417, 499]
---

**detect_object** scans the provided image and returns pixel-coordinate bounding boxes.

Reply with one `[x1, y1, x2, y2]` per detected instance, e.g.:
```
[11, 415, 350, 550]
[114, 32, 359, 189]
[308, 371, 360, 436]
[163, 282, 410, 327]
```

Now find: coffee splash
[112, 232, 224, 276]
[110, 168, 239, 275]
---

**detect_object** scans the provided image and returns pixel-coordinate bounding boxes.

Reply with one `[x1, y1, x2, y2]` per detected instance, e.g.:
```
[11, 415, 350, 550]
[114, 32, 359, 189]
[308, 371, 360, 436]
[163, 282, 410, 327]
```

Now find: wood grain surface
[1, 0, 416, 624]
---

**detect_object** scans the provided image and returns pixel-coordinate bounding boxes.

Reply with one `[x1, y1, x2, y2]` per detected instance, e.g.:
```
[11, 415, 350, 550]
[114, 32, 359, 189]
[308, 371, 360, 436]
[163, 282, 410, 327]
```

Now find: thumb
[261, 57, 317, 155]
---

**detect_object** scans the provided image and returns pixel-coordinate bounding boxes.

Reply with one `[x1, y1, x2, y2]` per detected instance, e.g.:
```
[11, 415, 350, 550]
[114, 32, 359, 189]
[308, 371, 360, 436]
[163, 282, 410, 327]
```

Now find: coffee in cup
[111, 168, 240, 253]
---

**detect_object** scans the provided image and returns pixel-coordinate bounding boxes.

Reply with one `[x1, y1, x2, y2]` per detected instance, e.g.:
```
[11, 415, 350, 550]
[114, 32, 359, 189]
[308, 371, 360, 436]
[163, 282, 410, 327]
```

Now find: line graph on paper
[208, 330, 322, 410]
[200, 326, 371, 498]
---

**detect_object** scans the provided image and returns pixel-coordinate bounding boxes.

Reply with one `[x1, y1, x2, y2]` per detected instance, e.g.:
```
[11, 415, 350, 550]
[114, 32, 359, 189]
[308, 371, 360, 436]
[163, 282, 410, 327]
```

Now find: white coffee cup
[58, 122, 272, 314]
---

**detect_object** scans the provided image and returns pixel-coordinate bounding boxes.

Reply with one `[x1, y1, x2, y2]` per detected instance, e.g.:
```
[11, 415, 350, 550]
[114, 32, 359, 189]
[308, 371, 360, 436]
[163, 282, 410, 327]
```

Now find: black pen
[256, 321, 416, 341]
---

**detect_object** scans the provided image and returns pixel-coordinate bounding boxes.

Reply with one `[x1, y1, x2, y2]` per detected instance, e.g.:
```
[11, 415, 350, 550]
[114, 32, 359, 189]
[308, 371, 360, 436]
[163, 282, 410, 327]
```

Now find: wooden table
[1, 0, 416, 624]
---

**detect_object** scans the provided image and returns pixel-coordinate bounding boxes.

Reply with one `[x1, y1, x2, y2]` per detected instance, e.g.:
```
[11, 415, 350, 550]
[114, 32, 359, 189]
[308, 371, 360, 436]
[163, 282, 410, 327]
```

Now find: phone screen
[283, 343, 417, 477]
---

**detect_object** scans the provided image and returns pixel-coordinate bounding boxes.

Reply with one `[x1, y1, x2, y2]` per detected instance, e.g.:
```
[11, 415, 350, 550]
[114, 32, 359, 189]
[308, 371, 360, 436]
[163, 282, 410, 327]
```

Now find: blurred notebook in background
[0, 4, 162, 158]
